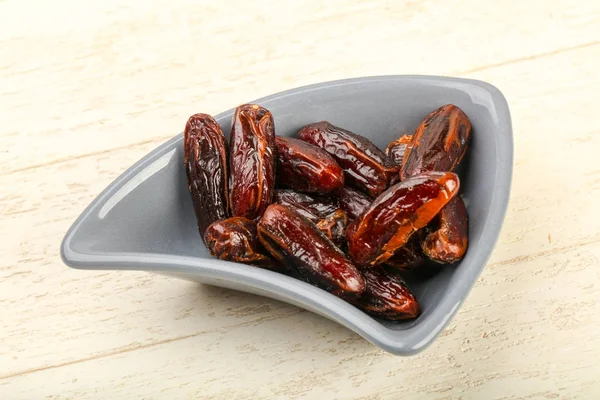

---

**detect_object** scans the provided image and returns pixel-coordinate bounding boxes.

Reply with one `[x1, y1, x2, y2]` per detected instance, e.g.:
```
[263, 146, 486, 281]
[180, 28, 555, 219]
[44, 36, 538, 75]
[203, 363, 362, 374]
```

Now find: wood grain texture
[2, 0, 600, 398]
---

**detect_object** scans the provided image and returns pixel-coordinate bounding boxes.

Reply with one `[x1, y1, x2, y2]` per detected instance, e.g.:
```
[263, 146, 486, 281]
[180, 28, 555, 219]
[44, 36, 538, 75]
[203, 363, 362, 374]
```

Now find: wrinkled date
[400, 104, 471, 180]
[386, 134, 412, 166]
[298, 121, 399, 198]
[338, 187, 372, 221]
[316, 209, 348, 248]
[384, 236, 425, 271]
[229, 104, 276, 220]
[386, 134, 412, 186]
[400, 104, 471, 263]
[184, 113, 229, 238]
[421, 195, 468, 263]
[346, 172, 459, 267]
[272, 190, 338, 222]
[275, 136, 344, 194]
[352, 267, 421, 320]
[204, 217, 275, 268]
[273, 190, 347, 248]
[258, 204, 365, 299]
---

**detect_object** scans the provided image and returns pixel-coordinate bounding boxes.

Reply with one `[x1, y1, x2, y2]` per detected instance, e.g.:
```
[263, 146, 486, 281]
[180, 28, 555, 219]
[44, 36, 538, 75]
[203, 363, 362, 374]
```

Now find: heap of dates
[184, 103, 471, 321]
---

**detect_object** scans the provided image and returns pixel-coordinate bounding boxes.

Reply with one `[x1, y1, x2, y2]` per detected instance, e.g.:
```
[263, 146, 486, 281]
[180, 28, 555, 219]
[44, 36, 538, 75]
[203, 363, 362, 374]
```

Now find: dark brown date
[272, 189, 338, 223]
[297, 121, 399, 198]
[338, 187, 372, 220]
[421, 195, 468, 263]
[384, 236, 425, 271]
[352, 267, 420, 320]
[386, 134, 412, 166]
[400, 104, 471, 181]
[273, 189, 347, 247]
[275, 136, 344, 193]
[204, 217, 275, 268]
[386, 134, 412, 186]
[184, 113, 229, 239]
[257, 204, 365, 299]
[346, 172, 459, 266]
[316, 209, 348, 248]
[229, 104, 276, 220]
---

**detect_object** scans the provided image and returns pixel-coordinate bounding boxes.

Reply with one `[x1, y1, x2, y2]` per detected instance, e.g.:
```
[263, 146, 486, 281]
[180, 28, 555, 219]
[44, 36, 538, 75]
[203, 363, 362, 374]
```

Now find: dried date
[297, 121, 399, 198]
[400, 104, 471, 181]
[421, 195, 468, 263]
[352, 267, 420, 320]
[275, 136, 344, 193]
[384, 236, 425, 271]
[338, 187, 372, 220]
[346, 172, 459, 267]
[257, 204, 365, 299]
[272, 189, 338, 223]
[184, 113, 229, 239]
[400, 104, 471, 263]
[229, 104, 276, 220]
[386, 134, 412, 167]
[204, 217, 276, 268]
[315, 209, 348, 248]
[386, 134, 412, 186]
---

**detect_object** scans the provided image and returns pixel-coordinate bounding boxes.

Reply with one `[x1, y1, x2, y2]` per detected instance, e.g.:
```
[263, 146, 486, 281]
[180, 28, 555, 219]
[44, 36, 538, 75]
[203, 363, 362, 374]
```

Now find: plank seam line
[0, 310, 303, 381]
[458, 40, 600, 75]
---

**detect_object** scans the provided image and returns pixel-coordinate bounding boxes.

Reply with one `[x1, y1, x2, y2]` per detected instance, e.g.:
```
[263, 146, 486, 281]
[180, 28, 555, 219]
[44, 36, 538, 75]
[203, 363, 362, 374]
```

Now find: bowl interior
[63, 76, 512, 354]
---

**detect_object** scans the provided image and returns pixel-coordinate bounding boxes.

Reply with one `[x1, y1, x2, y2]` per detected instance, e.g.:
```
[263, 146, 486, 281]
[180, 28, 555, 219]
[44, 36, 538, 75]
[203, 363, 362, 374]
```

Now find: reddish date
[275, 136, 344, 193]
[316, 209, 348, 248]
[352, 267, 421, 320]
[272, 190, 338, 223]
[386, 134, 412, 185]
[400, 104, 471, 181]
[229, 104, 276, 220]
[346, 172, 459, 267]
[338, 187, 372, 220]
[273, 190, 347, 247]
[421, 195, 468, 263]
[184, 113, 229, 238]
[204, 217, 275, 268]
[386, 134, 412, 166]
[384, 236, 425, 271]
[399, 104, 471, 263]
[257, 204, 365, 299]
[297, 121, 399, 198]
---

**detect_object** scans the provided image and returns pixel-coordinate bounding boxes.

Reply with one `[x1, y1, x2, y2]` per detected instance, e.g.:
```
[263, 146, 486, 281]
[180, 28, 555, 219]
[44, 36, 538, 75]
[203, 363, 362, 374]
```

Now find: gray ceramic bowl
[61, 75, 513, 355]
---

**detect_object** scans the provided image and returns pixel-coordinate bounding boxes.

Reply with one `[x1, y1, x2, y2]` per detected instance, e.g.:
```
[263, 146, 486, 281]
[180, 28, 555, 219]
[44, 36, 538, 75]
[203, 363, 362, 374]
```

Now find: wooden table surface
[2, 0, 600, 398]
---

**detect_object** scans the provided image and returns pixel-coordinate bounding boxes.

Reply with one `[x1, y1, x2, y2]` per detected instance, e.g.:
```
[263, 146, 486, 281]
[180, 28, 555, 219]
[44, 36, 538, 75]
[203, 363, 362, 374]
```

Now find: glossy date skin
[400, 104, 471, 181]
[346, 172, 459, 267]
[384, 236, 425, 271]
[297, 121, 399, 198]
[272, 189, 338, 223]
[386, 134, 412, 185]
[184, 113, 229, 238]
[275, 136, 344, 193]
[338, 187, 372, 220]
[315, 209, 348, 248]
[229, 104, 276, 220]
[204, 217, 275, 268]
[386, 134, 412, 166]
[257, 204, 365, 299]
[352, 267, 421, 320]
[421, 195, 468, 263]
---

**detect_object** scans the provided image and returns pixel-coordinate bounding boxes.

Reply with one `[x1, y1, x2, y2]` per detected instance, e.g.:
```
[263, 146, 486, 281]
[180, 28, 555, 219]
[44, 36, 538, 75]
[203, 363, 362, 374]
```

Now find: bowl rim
[60, 74, 513, 355]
